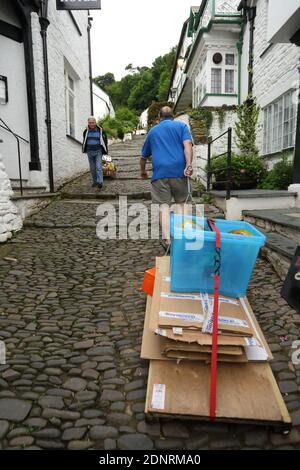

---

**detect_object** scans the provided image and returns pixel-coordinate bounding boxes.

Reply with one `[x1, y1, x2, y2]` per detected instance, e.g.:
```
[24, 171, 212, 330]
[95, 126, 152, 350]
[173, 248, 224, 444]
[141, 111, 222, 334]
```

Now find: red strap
[206, 219, 220, 421]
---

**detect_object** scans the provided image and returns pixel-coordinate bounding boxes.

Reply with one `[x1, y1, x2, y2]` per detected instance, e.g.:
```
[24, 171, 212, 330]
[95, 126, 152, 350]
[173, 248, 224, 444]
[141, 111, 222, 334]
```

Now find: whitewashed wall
[0, 151, 22, 243]
[241, 0, 299, 163]
[0, 0, 31, 182]
[93, 83, 115, 121]
[31, 5, 91, 190]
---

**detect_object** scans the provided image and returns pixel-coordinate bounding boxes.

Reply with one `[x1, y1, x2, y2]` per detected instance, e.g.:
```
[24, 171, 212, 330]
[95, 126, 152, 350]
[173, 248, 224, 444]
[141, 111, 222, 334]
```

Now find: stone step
[60, 191, 152, 201]
[257, 230, 295, 280]
[210, 189, 297, 220]
[243, 208, 300, 244]
[12, 186, 47, 196]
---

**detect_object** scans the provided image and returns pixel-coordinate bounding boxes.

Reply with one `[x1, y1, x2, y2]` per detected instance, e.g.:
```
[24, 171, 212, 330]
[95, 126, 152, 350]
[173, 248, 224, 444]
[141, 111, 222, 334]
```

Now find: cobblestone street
[0, 137, 300, 450]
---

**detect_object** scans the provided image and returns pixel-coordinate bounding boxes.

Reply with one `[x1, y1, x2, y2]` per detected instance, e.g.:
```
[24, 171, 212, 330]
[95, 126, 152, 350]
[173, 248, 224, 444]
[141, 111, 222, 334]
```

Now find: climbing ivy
[216, 106, 226, 130]
[189, 109, 213, 132]
[235, 95, 260, 155]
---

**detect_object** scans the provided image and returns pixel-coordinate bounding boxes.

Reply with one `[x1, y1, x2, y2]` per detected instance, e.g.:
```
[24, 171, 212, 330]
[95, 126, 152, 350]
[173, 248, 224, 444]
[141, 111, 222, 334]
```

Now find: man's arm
[183, 140, 193, 177]
[140, 157, 148, 180]
[140, 135, 151, 179]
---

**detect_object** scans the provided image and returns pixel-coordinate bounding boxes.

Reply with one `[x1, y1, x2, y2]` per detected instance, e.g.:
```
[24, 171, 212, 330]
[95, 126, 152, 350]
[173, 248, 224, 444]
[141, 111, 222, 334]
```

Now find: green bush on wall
[210, 153, 266, 190]
[258, 153, 293, 190]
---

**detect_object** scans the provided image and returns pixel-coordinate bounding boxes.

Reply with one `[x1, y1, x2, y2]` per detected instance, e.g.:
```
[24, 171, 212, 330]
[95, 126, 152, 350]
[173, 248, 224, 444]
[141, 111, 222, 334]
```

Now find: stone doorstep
[210, 190, 297, 199]
[261, 230, 297, 261]
[243, 209, 300, 232]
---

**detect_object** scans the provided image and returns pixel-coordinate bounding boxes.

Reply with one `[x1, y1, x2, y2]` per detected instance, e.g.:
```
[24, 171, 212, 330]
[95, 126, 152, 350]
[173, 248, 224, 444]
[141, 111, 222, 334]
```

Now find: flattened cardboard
[162, 343, 244, 356]
[159, 276, 252, 336]
[145, 360, 291, 425]
[141, 296, 248, 363]
[148, 258, 272, 362]
[164, 351, 248, 363]
[140, 296, 169, 361]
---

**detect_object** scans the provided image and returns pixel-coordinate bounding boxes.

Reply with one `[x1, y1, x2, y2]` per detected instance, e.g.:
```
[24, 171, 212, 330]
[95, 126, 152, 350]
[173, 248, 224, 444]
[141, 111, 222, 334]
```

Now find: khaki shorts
[151, 178, 188, 205]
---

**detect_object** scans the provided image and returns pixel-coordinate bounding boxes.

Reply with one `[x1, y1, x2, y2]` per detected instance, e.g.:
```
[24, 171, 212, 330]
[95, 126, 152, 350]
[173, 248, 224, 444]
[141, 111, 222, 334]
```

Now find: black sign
[281, 246, 300, 313]
[56, 0, 101, 10]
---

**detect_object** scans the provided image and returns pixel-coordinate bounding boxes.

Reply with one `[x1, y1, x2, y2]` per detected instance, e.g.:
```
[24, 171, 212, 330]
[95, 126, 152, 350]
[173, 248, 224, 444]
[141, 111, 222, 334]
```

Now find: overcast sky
[90, 0, 194, 80]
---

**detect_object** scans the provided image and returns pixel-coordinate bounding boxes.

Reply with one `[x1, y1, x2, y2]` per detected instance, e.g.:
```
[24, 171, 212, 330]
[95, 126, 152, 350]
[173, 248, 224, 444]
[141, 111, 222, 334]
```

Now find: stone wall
[0, 152, 22, 243]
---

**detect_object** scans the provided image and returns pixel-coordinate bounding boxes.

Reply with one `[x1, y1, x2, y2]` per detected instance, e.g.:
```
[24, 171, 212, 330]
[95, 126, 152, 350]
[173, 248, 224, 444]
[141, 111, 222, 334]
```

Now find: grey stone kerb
[0, 152, 22, 242]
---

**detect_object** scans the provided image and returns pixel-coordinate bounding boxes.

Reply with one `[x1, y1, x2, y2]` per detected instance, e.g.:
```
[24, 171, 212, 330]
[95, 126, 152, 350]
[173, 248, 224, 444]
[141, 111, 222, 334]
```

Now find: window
[210, 51, 236, 94]
[65, 71, 75, 137]
[225, 70, 234, 93]
[225, 54, 235, 66]
[211, 68, 221, 93]
[263, 90, 296, 154]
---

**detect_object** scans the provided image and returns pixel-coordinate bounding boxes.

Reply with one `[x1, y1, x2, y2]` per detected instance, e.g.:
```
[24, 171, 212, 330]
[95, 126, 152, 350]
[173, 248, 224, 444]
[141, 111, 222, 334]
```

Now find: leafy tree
[128, 70, 157, 113]
[94, 47, 176, 114]
[99, 107, 139, 139]
[93, 72, 115, 91]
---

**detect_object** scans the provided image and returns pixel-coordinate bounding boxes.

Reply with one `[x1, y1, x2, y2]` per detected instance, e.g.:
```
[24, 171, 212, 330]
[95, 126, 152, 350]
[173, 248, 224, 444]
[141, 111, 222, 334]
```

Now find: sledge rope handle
[184, 175, 195, 205]
[206, 218, 221, 421]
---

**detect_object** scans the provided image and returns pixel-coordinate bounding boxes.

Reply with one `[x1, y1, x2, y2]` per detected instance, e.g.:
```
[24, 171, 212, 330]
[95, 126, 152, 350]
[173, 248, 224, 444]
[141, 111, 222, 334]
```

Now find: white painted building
[169, 2, 242, 111]
[0, 0, 92, 193]
[239, 0, 299, 166]
[169, 0, 299, 174]
[93, 83, 115, 121]
[138, 108, 148, 129]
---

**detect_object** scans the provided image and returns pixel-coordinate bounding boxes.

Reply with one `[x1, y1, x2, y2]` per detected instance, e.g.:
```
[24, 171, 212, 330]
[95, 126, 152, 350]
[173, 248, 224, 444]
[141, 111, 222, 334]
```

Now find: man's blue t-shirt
[141, 119, 192, 181]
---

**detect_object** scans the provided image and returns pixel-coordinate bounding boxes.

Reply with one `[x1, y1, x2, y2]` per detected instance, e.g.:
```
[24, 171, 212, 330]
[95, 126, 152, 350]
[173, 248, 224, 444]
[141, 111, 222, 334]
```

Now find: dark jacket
[82, 125, 108, 154]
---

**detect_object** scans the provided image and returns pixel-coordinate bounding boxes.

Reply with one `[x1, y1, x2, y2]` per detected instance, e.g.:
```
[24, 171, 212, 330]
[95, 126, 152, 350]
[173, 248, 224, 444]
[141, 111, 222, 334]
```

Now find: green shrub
[258, 154, 293, 190]
[210, 153, 266, 189]
[99, 107, 139, 139]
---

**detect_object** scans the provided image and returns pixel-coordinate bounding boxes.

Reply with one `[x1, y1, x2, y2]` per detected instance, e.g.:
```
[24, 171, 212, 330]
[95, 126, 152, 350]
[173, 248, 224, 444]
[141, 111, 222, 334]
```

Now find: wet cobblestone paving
[0, 137, 299, 450]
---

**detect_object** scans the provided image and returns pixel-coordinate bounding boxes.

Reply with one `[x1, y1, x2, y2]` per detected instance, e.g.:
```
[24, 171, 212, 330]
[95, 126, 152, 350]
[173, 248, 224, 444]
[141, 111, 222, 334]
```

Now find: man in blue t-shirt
[140, 106, 193, 248]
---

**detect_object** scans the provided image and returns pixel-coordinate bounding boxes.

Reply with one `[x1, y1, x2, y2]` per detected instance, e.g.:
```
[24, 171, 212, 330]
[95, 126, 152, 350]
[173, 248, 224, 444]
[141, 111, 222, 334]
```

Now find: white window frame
[65, 71, 75, 137]
[263, 90, 296, 155]
[211, 68, 222, 94]
[210, 51, 237, 94]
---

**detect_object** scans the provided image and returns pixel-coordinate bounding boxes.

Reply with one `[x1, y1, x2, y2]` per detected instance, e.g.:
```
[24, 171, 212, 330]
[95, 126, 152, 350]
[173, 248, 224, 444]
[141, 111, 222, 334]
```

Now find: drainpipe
[292, 71, 300, 183]
[238, 1, 256, 96]
[236, 20, 246, 105]
[87, 12, 94, 115]
[247, 6, 256, 96]
[39, 0, 54, 193]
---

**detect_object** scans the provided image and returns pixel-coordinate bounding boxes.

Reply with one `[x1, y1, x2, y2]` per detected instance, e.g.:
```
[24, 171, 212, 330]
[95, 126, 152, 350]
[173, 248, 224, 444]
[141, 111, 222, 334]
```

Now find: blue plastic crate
[170, 215, 266, 298]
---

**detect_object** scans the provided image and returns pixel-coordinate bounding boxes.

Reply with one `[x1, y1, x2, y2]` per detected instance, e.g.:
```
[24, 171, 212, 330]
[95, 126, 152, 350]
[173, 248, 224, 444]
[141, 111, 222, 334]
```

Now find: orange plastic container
[141, 267, 156, 296]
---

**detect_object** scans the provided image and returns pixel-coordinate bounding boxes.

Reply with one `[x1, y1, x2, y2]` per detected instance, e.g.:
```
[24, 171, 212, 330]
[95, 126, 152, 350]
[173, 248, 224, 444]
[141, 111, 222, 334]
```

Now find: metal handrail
[0, 124, 29, 144]
[0, 117, 27, 195]
[207, 127, 232, 200]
